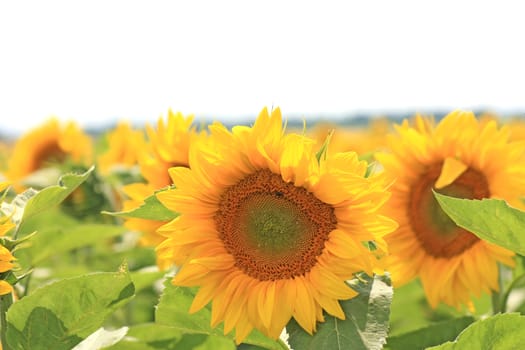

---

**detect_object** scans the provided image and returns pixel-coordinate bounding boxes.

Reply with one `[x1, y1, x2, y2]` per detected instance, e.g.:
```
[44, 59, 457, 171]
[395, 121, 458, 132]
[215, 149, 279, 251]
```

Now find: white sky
[1, 1, 524, 134]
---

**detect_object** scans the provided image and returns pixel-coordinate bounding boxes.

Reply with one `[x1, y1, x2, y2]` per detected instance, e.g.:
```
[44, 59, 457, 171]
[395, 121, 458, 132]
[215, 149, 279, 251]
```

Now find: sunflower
[0, 211, 14, 238]
[97, 121, 145, 174]
[6, 118, 92, 187]
[156, 107, 396, 343]
[0, 140, 11, 174]
[122, 183, 166, 245]
[0, 182, 14, 237]
[306, 117, 391, 156]
[375, 110, 525, 309]
[140, 110, 197, 189]
[121, 111, 198, 264]
[0, 245, 14, 273]
[0, 245, 15, 295]
[0, 183, 15, 296]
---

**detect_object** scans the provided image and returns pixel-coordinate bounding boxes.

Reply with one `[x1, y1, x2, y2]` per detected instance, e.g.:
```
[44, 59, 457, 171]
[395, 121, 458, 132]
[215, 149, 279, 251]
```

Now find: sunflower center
[33, 141, 66, 171]
[408, 163, 490, 258]
[215, 169, 337, 281]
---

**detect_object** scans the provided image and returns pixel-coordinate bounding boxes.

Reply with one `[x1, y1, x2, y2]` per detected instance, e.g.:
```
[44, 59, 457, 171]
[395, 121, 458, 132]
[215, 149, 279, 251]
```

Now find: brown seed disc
[408, 163, 490, 258]
[33, 141, 66, 171]
[215, 169, 337, 280]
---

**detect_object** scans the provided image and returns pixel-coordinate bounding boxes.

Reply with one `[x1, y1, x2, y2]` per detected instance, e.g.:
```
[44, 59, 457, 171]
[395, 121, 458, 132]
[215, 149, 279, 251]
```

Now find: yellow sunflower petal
[293, 276, 317, 334]
[435, 157, 468, 189]
[0, 280, 13, 296]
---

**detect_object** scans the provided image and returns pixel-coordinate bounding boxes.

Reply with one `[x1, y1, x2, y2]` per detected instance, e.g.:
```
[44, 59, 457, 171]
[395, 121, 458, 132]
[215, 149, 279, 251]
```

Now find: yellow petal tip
[435, 157, 468, 189]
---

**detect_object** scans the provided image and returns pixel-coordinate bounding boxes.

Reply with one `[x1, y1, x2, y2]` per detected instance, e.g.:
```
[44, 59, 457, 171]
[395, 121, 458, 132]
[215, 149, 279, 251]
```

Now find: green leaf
[16, 224, 127, 266]
[6, 307, 83, 350]
[6, 269, 135, 350]
[427, 313, 525, 350]
[315, 129, 334, 163]
[73, 327, 129, 349]
[433, 192, 525, 255]
[105, 323, 183, 350]
[102, 190, 177, 221]
[287, 273, 393, 350]
[16, 167, 94, 234]
[130, 269, 166, 292]
[22, 166, 94, 221]
[176, 334, 236, 350]
[387, 279, 484, 337]
[155, 278, 285, 350]
[386, 316, 474, 350]
[108, 329, 236, 350]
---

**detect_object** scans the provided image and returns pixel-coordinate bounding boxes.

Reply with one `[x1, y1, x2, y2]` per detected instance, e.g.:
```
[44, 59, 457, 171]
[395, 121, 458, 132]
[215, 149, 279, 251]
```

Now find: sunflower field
[1, 108, 525, 350]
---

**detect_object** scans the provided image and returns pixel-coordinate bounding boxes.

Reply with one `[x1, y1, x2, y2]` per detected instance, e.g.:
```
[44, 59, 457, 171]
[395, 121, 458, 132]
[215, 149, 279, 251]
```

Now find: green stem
[0, 292, 13, 350]
[500, 272, 525, 314]
[22, 272, 31, 298]
[491, 262, 509, 314]
[491, 290, 501, 314]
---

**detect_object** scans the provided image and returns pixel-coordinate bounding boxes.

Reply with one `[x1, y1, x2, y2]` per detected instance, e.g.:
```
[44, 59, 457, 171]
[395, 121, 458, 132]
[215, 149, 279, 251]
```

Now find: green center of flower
[409, 163, 490, 258]
[215, 169, 337, 281]
[242, 193, 311, 255]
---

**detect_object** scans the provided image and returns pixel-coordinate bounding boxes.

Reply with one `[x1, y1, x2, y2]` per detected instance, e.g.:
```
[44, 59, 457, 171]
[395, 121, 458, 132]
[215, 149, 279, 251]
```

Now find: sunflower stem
[0, 292, 13, 350]
[491, 290, 501, 314]
[491, 263, 509, 314]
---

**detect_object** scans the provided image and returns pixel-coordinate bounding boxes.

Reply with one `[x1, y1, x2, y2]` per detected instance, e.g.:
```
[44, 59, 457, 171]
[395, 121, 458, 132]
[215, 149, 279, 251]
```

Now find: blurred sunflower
[376, 111, 525, 309]
[140, 110, 196, 189]
[0, 182, 15, 295]
[506, 117, 525, 142]
[156, 107, 396, 343]
[0, 213, 14, 238]
[0, 244, 15, 295]
[122, 110, 198, 262]
[97, 121, 145, 175]
[306, 117, 391, 157]
[0, 140, 11, 174]
[0, 182, 14, 237]
[6, 118, 92, 188]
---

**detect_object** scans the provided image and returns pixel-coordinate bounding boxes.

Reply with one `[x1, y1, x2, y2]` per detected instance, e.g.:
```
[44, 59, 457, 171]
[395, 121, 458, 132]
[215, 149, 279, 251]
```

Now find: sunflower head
[6, 118, 92, 187]
[97, 121, 146, 174]
[139, 110, 198, 189]
[0, 244, 15, 296]
[306, 117, 391, 156]
[121, 110, 201, 268]
[376, 110, 525, 309]
[156, 107, 396, 343]
[0, 182, 14, 236]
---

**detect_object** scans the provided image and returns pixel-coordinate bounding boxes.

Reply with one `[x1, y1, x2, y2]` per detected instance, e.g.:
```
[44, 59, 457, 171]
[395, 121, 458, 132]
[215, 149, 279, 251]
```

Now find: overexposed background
[1, 0, 524, 134]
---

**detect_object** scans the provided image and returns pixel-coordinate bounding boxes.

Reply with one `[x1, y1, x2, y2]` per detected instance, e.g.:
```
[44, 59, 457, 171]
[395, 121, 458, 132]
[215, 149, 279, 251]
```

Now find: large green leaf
[105, 323, 183, 350]
[387, 279, 490, 338]
[385, 316, 474, 350]
[15, 167, 94, 234]
[427, 313, 525, 349]
[73, 327, 129, 350]
[129, 270, 166, 292]
[16, 224, 127, 266]
[6, 269, 135, 350]
[6, 167, 94, 235]
[155, 279, 286, 350]
[102, 189, 177, 221]
[104, 324, 235, 350]
[287, 273, 393, 350]
[433, 192, 525, 255]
